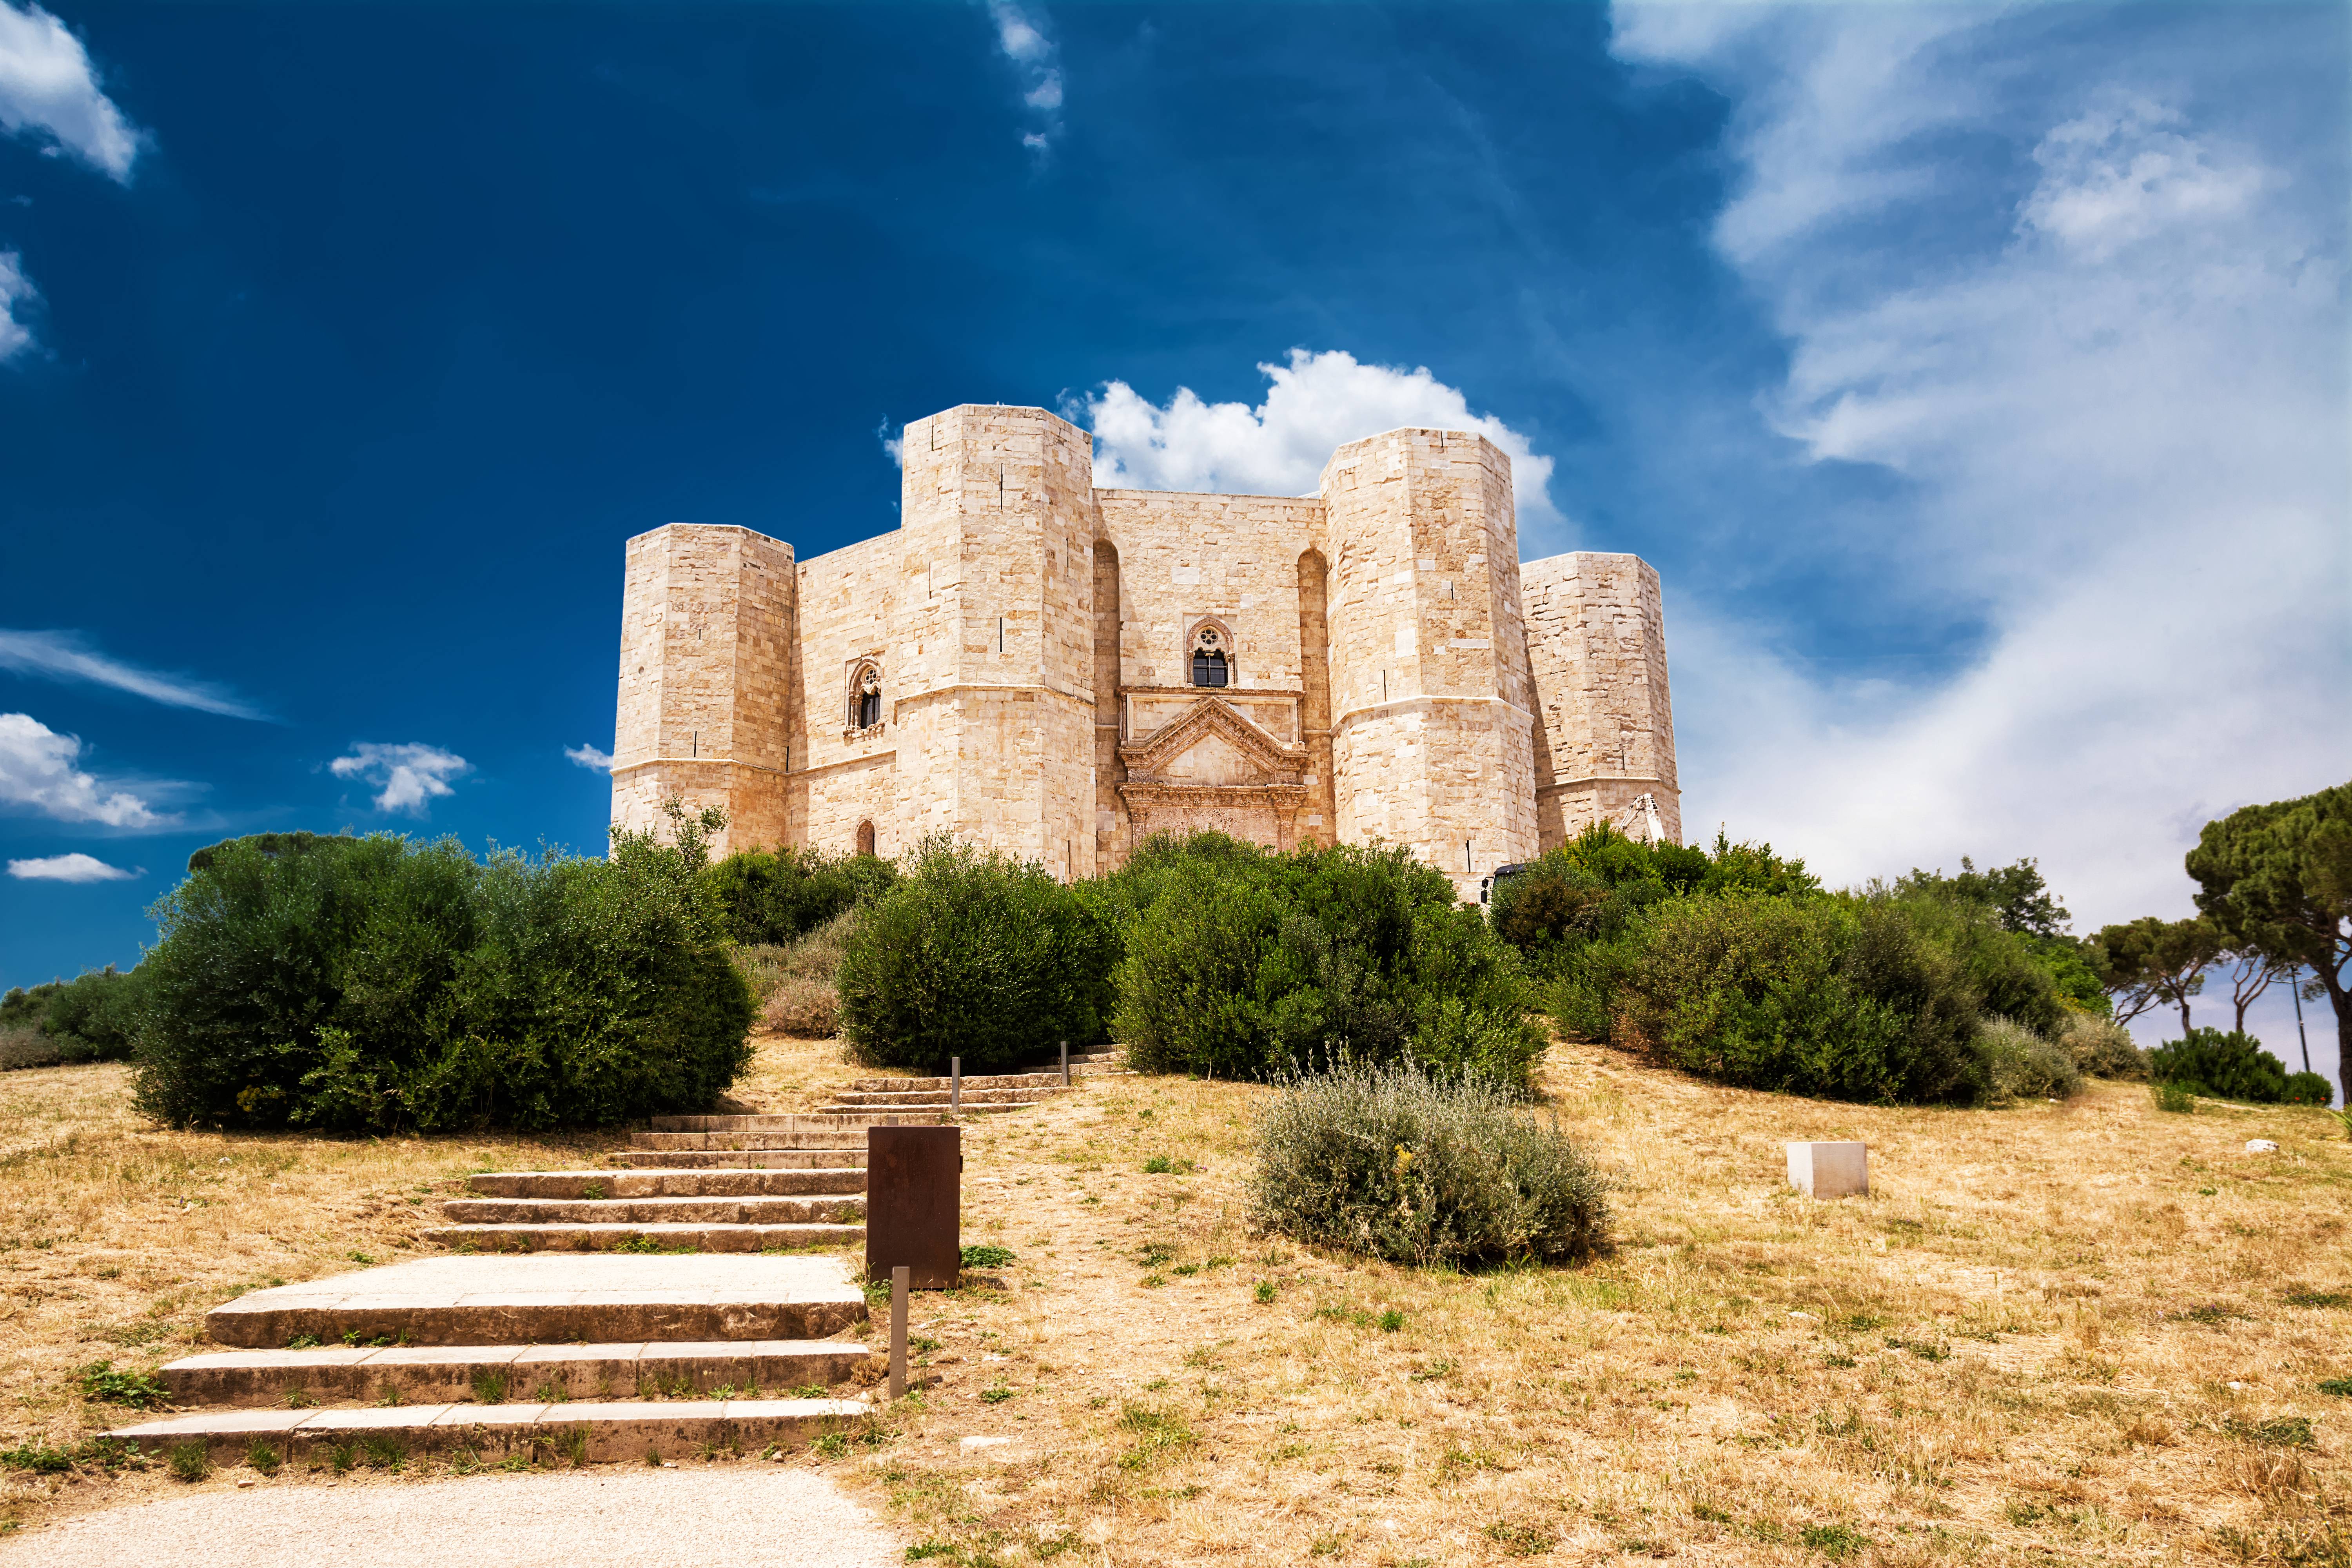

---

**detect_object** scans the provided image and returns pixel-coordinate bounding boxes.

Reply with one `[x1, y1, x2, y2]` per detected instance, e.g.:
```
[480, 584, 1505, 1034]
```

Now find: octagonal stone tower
[606, 402, 1681, 897]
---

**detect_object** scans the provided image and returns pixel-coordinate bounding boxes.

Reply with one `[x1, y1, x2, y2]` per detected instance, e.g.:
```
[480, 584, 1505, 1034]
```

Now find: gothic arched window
[856, 820, 877, 857]
[1189, 625, 1229, 688]
[850, 664, 882, 730]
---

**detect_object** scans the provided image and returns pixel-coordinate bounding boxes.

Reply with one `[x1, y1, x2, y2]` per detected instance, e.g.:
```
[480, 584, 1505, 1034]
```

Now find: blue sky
[1, 2, 2345, 1081]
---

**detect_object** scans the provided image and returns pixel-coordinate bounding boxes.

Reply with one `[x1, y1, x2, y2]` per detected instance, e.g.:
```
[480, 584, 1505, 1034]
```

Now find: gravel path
[2, 1468, 903, 1568]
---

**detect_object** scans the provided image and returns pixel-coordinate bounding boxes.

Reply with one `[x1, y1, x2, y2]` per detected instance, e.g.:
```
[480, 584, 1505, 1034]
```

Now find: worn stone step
[630, 1132, 880, 1152]
[107, 1397, 871, 1466]
[647, 1113, 949, 1132]
[162, 1340, 873, 1406]
[469, 1169, 866, 1200]
[825, 1087, 1055, 1107]
[610, 1150, 866, 1170]
[205, 1255, 866, 1349]
[847, 1072, 1065, 1091]
[809, 1102, 1014, 1117]
[441, 1196, 864, 1226]
[428, 1221, 864, 1254]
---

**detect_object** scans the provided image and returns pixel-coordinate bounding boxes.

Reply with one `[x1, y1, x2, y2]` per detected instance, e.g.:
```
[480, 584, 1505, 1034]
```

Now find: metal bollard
[951, 1056, 961, 1116]
[888, 1265, 909, 1399]
[1059, 1038, 1069, 1088]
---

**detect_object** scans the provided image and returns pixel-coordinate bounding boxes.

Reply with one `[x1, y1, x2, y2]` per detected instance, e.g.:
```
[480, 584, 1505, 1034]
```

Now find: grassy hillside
[2, 1038, 2346, 1566]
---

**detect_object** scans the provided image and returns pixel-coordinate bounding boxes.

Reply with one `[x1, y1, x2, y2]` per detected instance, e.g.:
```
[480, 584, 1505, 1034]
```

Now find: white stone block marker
[1788, 1142, 1868, 1199]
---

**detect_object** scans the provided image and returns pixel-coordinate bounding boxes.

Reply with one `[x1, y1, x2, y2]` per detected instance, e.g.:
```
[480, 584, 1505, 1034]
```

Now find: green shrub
[1107, 836, 1542, 1086]
[1973, 1016, 2083, 1104]
[2060, 1013, 2147, 1079]
[1886, 895, 2068, 1038]
[0, 966, 147, 1068]
[734, 910, 857, 1036]
[1609, 892, 1981, 1104]
[2283, 1071, 2335, 1106]
[1249, 1062, 1610, 1267]
[2147, 1029, 2296, 1104]
[704, 846, 895, 946]
[835, 837, 1114, 1074]
[133, 808, 753, 1132]
[2151, 1081, 2196, 1113]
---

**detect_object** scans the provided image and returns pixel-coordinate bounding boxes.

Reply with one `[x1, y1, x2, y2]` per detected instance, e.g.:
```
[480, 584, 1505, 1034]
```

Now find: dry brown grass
[5, 1036, 2349, 1566]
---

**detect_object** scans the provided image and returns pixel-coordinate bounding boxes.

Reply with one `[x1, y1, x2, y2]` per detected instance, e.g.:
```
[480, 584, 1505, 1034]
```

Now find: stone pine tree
[2090, 915, 2221, 1030]
[2186, 781, 2352, 1106]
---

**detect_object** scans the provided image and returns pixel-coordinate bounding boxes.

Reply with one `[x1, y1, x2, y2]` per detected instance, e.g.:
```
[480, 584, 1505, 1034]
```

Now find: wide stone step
[427, 1221, 864, 1254]
[469, 1169, 866, 1199]
[441, 1196, 863, 1226]
[162, 1339, 871, 1406]
[647, 1113, 949, 1132]
[630, 1132, 878, 1152]
[847, 1072, 1066, 1091]
[826, 1087, 1056, 1107]
[106, 1398, 870, 1466]
[611, 1150, 867, 1170]
[808, 1102, 1014, 1117]
[205, 1255, 866, 1348]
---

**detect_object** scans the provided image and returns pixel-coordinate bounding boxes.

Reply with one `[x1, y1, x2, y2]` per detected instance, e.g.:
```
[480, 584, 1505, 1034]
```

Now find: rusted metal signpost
[867, 1123, 962, 1397]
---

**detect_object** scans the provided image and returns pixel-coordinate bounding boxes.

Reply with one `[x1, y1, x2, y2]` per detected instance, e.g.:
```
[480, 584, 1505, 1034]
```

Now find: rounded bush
[2059, 1012, 2147, 1079]
[705, 847, 895, 945]
[133, 826, 752, 1132]
[1249, 1062, 1610, 1268]
[834, 837, 1113, 1074]
[1972, 1016, 2084, 1104]
[2147, 1028, 2295, 1104]
[1610, 892, 1980, 1104]
[1107, 837, 1541, 1086]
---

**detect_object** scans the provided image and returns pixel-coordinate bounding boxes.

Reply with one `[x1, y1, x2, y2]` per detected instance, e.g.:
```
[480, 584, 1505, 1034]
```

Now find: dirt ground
[4, 1036, 2348, 1567]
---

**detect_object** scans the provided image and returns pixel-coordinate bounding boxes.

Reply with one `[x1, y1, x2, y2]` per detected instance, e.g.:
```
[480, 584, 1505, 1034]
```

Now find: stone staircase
[107, 1047, 1129, 1467]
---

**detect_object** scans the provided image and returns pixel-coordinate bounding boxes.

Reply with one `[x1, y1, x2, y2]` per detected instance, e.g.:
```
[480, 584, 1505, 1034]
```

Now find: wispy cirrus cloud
[0, 711, 167, 828]
[986, 0, 1063, 156]
[0, 630, 269, 719]
[330, 742, 468, 817]
[0, 0, 143, 180]
[0, 250, 33, 362]
[8, 851, 136, 882]
[564, 742, 614, 772]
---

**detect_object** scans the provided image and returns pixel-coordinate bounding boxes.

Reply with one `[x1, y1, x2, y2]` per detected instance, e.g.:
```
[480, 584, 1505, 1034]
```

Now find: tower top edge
[623, 522, 795, 553]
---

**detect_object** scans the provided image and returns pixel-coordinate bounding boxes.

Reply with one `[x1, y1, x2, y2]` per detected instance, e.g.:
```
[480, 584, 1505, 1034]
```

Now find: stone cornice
[1117, 695, 1308, 783]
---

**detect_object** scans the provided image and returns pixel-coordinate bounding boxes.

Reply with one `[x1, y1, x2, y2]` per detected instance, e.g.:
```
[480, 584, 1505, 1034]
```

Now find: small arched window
[850, 664, 882, 729]
[856, 820, 877, 857]
[1189, 625, 1229, 688]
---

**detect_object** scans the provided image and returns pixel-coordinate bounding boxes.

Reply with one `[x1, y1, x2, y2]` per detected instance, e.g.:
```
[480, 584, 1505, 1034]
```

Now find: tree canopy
[2186, 780, 2352, 1103]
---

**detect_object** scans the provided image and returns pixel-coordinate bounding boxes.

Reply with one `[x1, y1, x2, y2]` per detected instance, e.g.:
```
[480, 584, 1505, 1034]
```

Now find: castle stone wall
[606, 404, 1681, 893]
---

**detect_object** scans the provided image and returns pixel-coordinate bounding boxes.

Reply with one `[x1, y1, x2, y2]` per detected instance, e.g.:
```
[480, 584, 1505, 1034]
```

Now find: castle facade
[607, 403, 1679, 898]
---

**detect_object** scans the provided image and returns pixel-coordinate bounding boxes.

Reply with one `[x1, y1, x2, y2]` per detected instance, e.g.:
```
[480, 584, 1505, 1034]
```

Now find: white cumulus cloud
[330, 742, 470, 817]
[1082, 348, 1565, 534]
[0, 629, 268, 718]
[0, 712, 165, 828]
[986, 0, 1062, 155]
[1607, 4, 2350, 931]
[0, 249, 32, 362]
[564, 742, 614, 772]
[0, 0, 143, 181]
[8, 851, 134, 882]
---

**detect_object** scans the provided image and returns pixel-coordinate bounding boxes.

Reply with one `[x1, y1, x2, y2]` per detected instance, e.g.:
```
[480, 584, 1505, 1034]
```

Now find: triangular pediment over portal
[1118, 696, 1306, 788]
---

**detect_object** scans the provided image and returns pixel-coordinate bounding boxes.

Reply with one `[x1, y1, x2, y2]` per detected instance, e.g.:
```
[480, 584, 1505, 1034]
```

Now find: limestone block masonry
[607, 403, 1681, 898]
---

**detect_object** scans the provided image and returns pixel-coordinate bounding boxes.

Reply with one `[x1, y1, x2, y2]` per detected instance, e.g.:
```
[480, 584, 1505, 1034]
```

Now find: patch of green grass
[1253, 1281, 1276, 1304]
[811, 1431, 851, 1459]
[2181, 1304, 2249, 1325]
[2231, 1416, 2316, 1449]
[471, 1368, 509, 1405]
[979, 1383, 1014, 1405]
[2286, 1290, 2352, 1310]
[0, 1444, 74, 1474]
[2319, 1377, 2352, 1398]
[959, 1244, 1017, 1269]
[1137, 1242, 1176, 1268]
[360, 1434, 407, 1470]
[76, 1359, 166, 1409]
[1141, 1156, 1197, 1175]
[245, 1443, 280, 1476]
[283, 1334, 321, 1350]
[347, 1251, 376, 1266]
[1483, 1520, 1557, 1556]
[1801, 1523, 1869, 1560]
[165, 1441, 210, 1483]
[1114, 1404, 1197, 1470]
[1377, 1308, 1406, 1332]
